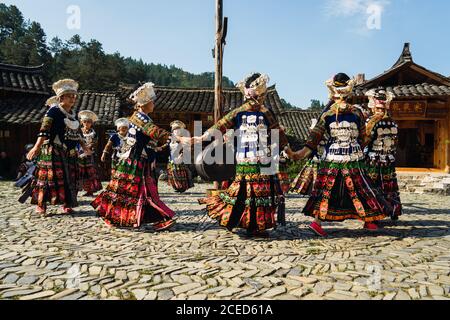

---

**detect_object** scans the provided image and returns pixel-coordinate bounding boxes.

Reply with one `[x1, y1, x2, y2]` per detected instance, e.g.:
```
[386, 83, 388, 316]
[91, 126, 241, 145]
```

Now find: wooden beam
[409, 64, 450, 86]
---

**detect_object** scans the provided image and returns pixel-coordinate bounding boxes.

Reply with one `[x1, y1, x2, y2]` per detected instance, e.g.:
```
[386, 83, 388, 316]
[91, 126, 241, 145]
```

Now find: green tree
[25, 22, 52, 67]
[308, 99, 325, 112]
[0, 4, 25, 41]
[1, 4, 236, 91]
[0, 4, 27, 63]
[280, 98, 301, 110]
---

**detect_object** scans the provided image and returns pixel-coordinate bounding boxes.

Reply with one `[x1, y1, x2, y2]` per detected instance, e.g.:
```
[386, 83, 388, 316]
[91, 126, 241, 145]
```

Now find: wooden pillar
[214, 0, 223, 123]
[446, 98, 450, 173]
[214, 0, 227, 123]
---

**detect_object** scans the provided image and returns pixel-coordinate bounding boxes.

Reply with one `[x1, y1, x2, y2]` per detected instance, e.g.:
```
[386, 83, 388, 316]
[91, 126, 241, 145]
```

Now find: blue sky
[3, 0, 450, 108]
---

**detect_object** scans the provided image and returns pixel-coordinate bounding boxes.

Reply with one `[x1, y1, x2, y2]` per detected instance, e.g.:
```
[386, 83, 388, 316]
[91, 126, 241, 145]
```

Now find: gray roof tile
[279, 110, 321, 142]
[354, 83, 450, 98]
[0, 63, 49, 95]
[118, 84, 284, 115]
[0, 91, 120, 125]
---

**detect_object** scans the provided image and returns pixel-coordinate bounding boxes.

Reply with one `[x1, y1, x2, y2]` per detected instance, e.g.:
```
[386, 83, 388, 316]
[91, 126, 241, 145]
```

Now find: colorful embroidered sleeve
[305, 112, 327, 151]
[262, 107, 289, 149]
[38, 107, 57, 138]
[142, 122, 171, 145]
[207, 104, 247, 134]
[130, 112, 171, 145]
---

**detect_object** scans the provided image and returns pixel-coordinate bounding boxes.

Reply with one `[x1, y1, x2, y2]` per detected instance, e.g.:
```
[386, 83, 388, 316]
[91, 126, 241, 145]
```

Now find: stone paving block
[2, 287, 43, 299]
[0, 183, 449, 301]
[19, 290, 56, 300]
[172, 283, 201, 295]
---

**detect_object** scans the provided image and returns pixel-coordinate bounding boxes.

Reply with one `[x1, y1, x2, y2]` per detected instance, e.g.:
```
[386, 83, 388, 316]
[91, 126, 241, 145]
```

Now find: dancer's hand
[101, 153, 107, 163]
[83, 146, 93, 156]
[177, 136, 192, 145]
[26, 147, 40, 161]
[293, 148, 312, 161]
[284, 147, 295, 160]
[191, 136, 204, 144]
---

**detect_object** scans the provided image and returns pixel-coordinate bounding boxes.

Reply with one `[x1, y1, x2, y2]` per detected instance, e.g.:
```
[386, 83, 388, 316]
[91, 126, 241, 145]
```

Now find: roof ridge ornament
[392, 42, 413, 68]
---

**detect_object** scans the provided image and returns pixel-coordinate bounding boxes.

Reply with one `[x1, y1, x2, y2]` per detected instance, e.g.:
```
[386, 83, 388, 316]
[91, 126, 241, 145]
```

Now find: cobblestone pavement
[0, 181, 449, 301]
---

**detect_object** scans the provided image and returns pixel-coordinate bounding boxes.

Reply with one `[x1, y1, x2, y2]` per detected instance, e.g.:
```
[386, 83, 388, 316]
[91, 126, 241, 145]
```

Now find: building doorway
[396, 121, 435, 168]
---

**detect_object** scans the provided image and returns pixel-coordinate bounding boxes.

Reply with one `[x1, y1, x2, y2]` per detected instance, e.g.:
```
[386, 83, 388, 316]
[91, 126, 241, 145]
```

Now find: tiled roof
[0, 63, 49, 95]
[354, 83, 450, 98]
[0, 95, 48, 124]
[0, 92, 121, 125]
[279, 110, 321, 142]
[356, 43, 450, 96]
[118, 84, 285, 115]
[74, 92, 121, 125]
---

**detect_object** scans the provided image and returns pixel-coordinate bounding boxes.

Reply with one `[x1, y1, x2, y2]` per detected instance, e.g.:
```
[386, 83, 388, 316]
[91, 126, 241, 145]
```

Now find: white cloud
[324, 0, 391, 35]
[325, 0, 389, 17]
[325, 0, 365, 17]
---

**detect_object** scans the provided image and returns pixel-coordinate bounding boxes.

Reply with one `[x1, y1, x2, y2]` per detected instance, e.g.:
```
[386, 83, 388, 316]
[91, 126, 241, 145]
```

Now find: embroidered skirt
[91, 158, 175, 228]
[30, 143, 79, 208]
[275, 160, 291, 195]
[167, 162, 194, 193]
[303, 161, 390, 222]
[366, 163, 402, 218]
[202, 164, 278, 232]
[78, 154, 102, 194]
[290, 160, 317, 196]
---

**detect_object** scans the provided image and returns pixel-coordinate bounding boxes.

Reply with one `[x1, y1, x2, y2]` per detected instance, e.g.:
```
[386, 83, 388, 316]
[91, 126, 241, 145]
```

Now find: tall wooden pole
[213, 0, 228, 190]
[214, 0, 223, 123]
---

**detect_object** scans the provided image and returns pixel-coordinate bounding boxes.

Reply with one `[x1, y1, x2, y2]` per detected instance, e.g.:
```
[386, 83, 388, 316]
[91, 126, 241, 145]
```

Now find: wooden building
[353, 43, 450, 172]
[0, 63, 49, 178]
[0, 62, 122, 178]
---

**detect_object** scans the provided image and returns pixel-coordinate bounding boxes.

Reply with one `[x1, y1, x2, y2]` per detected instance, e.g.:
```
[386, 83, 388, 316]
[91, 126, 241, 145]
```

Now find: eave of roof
[358, 43, 450, 89]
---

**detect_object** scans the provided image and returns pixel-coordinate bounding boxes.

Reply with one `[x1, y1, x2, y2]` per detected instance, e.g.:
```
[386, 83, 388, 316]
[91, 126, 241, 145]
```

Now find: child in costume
[167, 120, 194, 193]
[78, 110, 102, 196]
[101, 118, 130, 176]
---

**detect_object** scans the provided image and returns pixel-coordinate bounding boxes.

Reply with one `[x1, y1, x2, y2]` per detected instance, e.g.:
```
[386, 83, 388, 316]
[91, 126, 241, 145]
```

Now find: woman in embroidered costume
[101, 118, 129, 176]
[26, 79, 90, 215]
[296, 73, 392, 237]
[167, 120, 194, 193]
[191, 73, 299, 236]
[77, 110, 102, 196]
[365, 88, 402, 220]
[92, 83, 176, 231]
